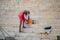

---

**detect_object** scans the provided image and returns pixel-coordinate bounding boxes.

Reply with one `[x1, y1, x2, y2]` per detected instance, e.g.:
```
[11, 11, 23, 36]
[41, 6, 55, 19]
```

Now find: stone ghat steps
[0, 25, 59, 40]
[1, 24, 60, 30]
[0, 0, 60, 40]
[0, 29, 58, 40]
[4, 26, 60, 34]
[15, 33, 58, 40]
[0, 30, 58, 40]
[0, 31, 5, 39]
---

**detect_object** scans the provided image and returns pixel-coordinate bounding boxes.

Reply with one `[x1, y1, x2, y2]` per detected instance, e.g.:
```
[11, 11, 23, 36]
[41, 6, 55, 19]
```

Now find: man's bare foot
[23, 26, 26, 28]
[19, 31, 23, 33]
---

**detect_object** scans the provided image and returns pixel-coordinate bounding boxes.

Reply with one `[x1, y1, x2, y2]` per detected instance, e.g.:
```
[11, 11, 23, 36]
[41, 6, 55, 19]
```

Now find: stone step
[0, 31, 5, 39]
[1, 26, 59, 40]
[2, 26, 60, 34]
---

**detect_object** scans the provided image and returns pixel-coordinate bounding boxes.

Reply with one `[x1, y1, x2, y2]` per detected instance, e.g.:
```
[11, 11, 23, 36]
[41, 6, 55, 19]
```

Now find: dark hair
[23, 10, 30, 15]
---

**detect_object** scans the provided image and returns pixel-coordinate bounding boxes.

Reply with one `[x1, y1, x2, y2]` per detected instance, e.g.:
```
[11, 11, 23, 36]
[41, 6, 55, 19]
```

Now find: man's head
[23, 10, 30, 15]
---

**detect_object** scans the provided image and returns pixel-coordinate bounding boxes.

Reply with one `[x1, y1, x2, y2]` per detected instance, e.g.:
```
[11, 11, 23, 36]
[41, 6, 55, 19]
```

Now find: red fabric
[18, 12, 24, 22]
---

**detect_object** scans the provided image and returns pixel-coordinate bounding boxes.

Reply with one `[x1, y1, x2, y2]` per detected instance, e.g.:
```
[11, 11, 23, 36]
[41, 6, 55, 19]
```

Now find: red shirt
[18, 11, 27, 22]
[18, 12, 24, 22]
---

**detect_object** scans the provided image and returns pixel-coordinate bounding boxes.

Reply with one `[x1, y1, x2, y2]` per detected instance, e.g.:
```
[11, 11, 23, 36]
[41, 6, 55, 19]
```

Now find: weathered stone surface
[0, 0, 60, 40]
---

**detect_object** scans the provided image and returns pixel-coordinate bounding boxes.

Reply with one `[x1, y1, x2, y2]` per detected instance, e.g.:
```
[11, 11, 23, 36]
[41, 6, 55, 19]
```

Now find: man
[18, 10, 30, 32]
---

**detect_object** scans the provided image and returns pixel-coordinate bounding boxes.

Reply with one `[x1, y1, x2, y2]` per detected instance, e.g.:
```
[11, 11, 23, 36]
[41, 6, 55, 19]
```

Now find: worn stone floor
[0, 0, 60, 40]
[0, 24, 58, 40]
